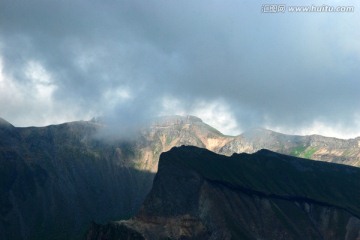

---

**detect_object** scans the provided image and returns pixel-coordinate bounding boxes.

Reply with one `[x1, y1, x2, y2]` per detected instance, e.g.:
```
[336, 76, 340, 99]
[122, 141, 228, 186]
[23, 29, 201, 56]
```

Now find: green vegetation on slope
[303, 147, 317, 159]
[290, 146, 317, 159]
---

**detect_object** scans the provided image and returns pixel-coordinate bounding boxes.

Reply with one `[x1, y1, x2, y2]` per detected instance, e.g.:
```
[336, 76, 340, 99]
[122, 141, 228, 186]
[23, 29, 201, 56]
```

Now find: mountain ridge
[86, 146, 360, 240]
[0, 117, 14, 127]
[1, 115, 360, 239]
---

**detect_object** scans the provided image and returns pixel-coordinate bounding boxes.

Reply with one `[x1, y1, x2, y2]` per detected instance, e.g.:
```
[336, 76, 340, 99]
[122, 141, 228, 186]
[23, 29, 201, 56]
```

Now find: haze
[0, 0, 359, 138]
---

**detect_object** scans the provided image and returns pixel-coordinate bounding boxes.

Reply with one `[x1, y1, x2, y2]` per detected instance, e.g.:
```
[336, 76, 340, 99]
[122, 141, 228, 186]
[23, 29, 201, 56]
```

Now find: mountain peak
[255, 148, 277, 155]
[0, 117, 14, 128]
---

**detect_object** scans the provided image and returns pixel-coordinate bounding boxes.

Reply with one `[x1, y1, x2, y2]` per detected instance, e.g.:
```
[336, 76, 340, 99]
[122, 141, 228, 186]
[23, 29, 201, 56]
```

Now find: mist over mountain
[1, 115, 360, 239]
[0, 118, 154, 240]
[1, 1, 360, 239]
[1, 0, 360, 138]
[86, 146, 360, 240]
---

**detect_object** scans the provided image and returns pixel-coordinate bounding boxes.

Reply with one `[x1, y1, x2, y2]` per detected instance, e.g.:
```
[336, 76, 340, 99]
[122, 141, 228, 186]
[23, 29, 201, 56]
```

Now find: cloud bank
[0, 0, 360, 138]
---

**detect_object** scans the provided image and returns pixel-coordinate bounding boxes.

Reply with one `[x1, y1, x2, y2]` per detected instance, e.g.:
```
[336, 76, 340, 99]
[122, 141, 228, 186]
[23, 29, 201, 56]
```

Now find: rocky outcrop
[2, 115, 360, 240]
[144, 119, 360, 169]
[86, 146, 360, 240]
[219, 128, 360, 167]
[0, 116, 230, 240]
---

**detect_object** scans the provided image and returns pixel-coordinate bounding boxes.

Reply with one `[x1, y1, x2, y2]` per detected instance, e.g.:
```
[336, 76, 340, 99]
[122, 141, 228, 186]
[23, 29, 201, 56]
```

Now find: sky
[0, 0, 360, 138]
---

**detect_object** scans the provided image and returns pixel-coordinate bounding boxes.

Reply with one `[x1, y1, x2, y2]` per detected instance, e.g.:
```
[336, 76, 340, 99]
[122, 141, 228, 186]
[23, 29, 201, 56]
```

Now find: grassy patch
[303, 147, 317, 159]
[290, 146, 307, 157]
[290, 146, 317, 159]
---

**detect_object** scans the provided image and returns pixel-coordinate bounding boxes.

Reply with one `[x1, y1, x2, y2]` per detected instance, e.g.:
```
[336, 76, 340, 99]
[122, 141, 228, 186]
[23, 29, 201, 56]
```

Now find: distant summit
[1, 115, 360, 239]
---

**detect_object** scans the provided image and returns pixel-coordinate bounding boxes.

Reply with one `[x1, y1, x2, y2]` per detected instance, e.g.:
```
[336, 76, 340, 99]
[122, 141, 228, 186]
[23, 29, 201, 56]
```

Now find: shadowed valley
[1, 116, 360, 239]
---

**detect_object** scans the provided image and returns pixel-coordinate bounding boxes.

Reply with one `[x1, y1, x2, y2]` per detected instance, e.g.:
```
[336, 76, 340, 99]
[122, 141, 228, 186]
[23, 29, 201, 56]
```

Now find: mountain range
[1, 115, 360, 239]
[86, 146, 360, 240]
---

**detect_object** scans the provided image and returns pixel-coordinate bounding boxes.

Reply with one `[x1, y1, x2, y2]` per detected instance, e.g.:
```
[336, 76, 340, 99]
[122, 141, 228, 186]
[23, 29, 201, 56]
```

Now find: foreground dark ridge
[1, 115, 360, 240]
[86, 146, 360, 240]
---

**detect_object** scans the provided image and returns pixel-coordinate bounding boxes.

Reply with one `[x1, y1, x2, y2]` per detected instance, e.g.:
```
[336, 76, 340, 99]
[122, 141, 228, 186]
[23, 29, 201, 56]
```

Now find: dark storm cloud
[0, 0, 360, 136]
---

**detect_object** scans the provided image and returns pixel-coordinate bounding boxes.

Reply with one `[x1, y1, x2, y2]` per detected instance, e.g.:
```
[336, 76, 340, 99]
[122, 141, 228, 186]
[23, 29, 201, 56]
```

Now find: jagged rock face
[218, 128, 360, 167]
[0, 116, 230, 240]
[137, 115, 231, 172]
[144, 119, 360, 169]
[2, 115, 360, 240]
[142, 118, 360, 171]
[86, 146, 360, 240]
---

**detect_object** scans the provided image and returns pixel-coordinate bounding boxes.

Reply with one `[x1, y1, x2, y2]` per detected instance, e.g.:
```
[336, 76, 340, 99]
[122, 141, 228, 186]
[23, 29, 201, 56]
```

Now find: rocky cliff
[138, 117, 360, 169]
[219, 128, 360, 167]
[86, 146, 360, 240]
[0, 115, 230, 240]
[1, 115, 360, 240]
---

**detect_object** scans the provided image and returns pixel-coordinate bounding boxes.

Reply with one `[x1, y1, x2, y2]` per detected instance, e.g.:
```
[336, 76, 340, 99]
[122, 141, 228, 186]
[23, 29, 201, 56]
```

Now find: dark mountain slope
[0, 121, 154, 240]
[0, 116, 229, 240]
[86, 146, 360, 240]
[2, 115, 360, 240]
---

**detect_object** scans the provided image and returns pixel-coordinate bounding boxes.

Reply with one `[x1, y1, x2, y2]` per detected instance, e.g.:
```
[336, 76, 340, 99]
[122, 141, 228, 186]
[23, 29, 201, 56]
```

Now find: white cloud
[267, 119, 360, 139]
[0, 56, 95, 126]
[160, 96, 240, 135]
[24, 60, 56, 100]
[103, 87, 132, 111]
[190, 100, 241, 136]
[1, 0, 360, 138]
[159, 96, 186, 116]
